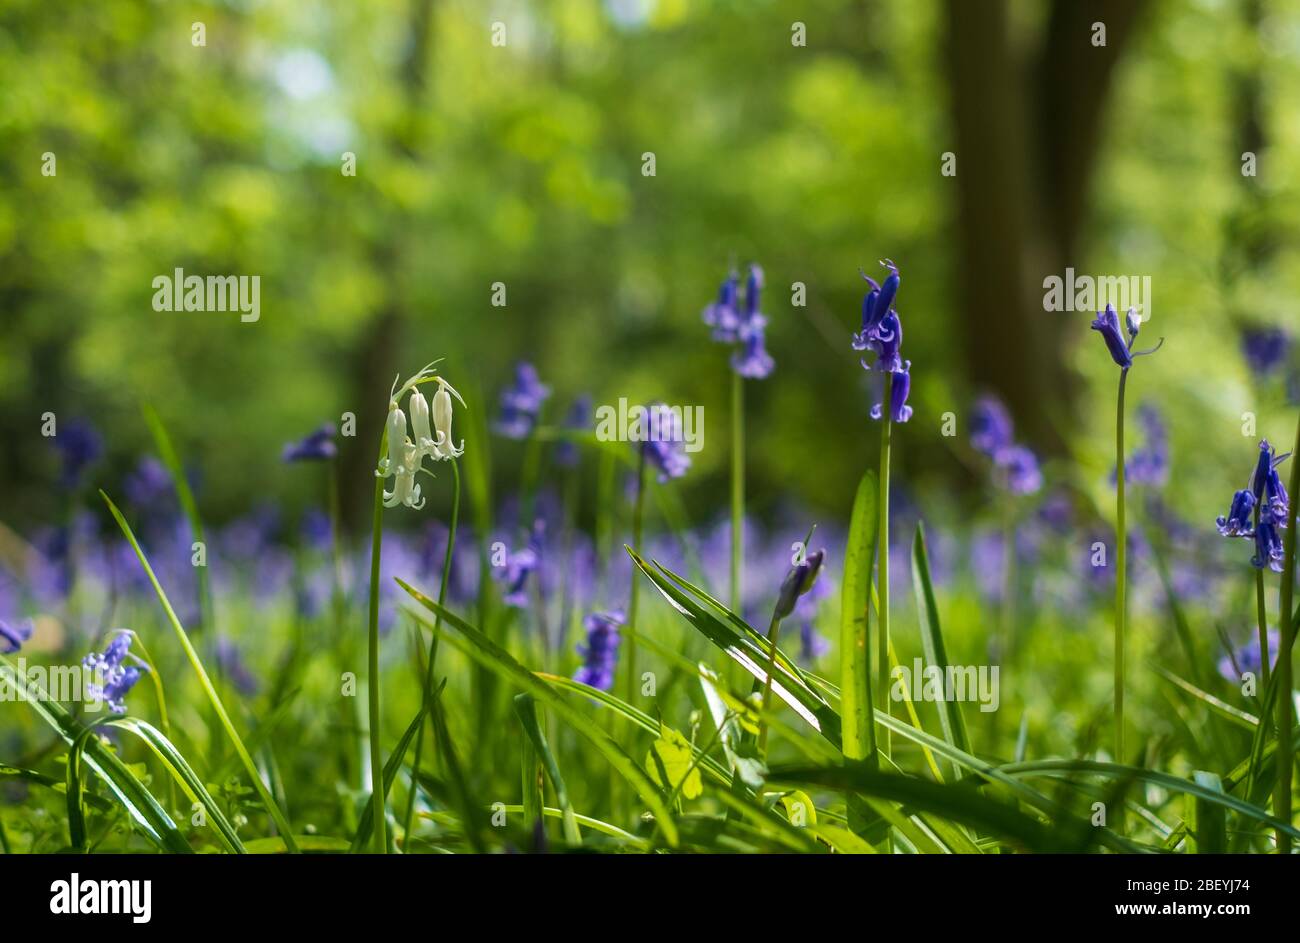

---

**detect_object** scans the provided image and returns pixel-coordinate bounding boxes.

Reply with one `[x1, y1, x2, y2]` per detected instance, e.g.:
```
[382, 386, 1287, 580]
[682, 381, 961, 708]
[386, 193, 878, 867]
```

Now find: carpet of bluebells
[2, 262, 1298, 855]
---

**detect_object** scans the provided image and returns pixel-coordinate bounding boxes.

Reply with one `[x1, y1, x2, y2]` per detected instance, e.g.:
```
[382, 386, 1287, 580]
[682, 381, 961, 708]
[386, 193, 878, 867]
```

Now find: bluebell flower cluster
[1216, 439, 1291, 572]
[495, 362, 551, 439]
[1241, 327, 1290, 378]
[83, 631, 146, 714]
[496, 521, 545, 607]
[969, 394, 1041, 495]
[574, 609, 623, 691]
[52, 418, 102, 490]
[639, 403, 691, 482]
[703, 264, 774, 379]
[1124, 404, 1169, 487]
[282, 423, 338, 462]
[853, 260, 912, 423]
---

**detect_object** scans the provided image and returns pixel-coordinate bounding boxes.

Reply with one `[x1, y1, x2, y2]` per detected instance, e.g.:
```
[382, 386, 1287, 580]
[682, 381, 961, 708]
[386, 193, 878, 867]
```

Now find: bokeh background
[2, 0, 1299, 537]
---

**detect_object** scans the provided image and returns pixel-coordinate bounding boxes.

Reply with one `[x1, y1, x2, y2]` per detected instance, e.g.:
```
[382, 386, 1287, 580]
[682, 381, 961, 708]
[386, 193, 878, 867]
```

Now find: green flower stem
[731, 370, 744, 615]
[876, 370, 893, 763]
[327, 460, 355, 788]
[626, 450, 647, 705]
[757, 613, 784, 757]
[1275, 410, 1300, 854]
[401, 459, 460, 845]
[366, 458, 387, 854]
[1114, 368, 1129, 764]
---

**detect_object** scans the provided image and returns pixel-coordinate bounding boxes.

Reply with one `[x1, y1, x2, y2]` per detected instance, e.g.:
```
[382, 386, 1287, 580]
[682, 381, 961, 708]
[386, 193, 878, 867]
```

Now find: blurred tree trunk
[342, 0, 436, 531]
[944, 0, 1148, 452]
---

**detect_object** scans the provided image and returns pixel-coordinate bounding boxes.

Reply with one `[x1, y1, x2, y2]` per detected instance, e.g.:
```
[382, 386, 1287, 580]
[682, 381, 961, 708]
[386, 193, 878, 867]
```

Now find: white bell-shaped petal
[432, 384, 464, 459]
[377, 404, 410, 478]
[408, 389, 446, 461]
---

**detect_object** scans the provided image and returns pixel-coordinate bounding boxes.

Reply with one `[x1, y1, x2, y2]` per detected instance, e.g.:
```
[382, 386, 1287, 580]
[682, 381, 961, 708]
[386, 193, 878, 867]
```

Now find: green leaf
[840, 471, 877, 764]
[514, 693, 582, 846]
[646, 726, 703, 800]
[1187, 770, 1227, 854]
[350, 697, 432, 854]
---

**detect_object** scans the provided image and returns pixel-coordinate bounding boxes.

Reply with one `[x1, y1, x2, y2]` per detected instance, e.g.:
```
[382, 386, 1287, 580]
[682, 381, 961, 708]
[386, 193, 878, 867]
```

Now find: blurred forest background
[2, 0, 1300, 538]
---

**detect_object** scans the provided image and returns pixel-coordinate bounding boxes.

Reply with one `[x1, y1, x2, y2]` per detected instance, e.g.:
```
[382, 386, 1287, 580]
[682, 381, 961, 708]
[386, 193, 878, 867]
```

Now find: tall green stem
[1114, 368, 1129, 764]
[626, 451, 647, 703]
[401, 459, 460, 845]
[1274, 411, 1300, 854]
[757, 613, 783, 757]
[731, 370, 744, 614]
[876, 371, 893, 762]
[366, 469, 387, 854]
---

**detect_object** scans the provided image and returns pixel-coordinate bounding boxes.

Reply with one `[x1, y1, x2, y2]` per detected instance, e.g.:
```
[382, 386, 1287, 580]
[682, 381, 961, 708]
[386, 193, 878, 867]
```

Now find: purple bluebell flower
[1241, 327, 1290, 378]
[775, 548, 825, 619]
[862, 311, 905, 375]
[1252, 519, 1285, 572]
[731, 322, 775, 379]
[638, 403, 691, 482]
[1124, 404, 1169, 487]
[124, 457, 173, 508]
[993, 444, 1043, 495]
[300, 508, 332, 551]
[0, 619, 32, 654]
[282, 423, 337, 462]
[852, 260, 899, 346]
[83, 631, 146, 714]
[52, 418, 102, 489]
[702, 270, 742, 342]
[1218, 630, 1279, 682]
[554, 395, 592, 468]
[799, 621, 830, 663]
[574, 609, 623, 691]
[1125, 309, 1141, 341]
[1216, 489, 1256, 537]
[870, 363, 913, 424]
[970, 396, 1014, 457]
[494, 362, 551, 439]
[1090, 304, 1133, 369]
[496, 522, 544, 607]
[1251, 439, 1290, 527]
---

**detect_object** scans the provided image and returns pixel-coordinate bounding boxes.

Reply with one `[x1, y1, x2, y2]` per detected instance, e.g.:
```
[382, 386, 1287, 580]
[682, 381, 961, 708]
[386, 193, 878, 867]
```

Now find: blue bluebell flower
[1091, 304, 1133, 369]
[1218, 630, 1279, 682]
[1124, 404, 1169, 487]
[639, 403, 691, 482]
[52, 418, 102, 489]
[993, 444, 1043, 495]
[494, 362, 551, 439]
[702, 270, 742, 342]
[555, 395, 592, 468]
[124, 457, 173, 508]
[775, 548, 825, 619]
[1251, 439, 1290, 527]
[869, 363, 913, 424]
[574, 609, 623, 691]
[731, 321, 775, 379]
[1253, 519, 1285, 572]
[1241, 327, 1290, 378]
[852, 260, 899, 347]
[1216, 489, 1256, 537]
[282, 423, 337, 462]
[496, 522, 544, 607]
[970, 395, 1014, 457]
[83, 631, 146, 714]
[0, 619, 32, 654]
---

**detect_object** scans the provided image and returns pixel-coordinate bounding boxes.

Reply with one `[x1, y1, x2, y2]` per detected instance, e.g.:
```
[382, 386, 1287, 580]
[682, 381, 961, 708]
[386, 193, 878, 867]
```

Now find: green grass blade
[911, 522, 971, 774]
[100, 490, 300, 853]
[350, 697, 433, 854]
[514, 693, 582, 846]
[1187, 770, 1227, 854]
[397, 578, 680, 846]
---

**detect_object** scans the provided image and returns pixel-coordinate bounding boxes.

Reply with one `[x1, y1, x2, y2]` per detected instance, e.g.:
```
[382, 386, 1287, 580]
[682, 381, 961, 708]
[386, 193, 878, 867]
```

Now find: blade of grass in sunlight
[840, 470, 877, 765]
[100, 490, 300, 853]
[912, 522, 972, 775]
[349, 695, 433, 853]
[398, 579, 680, 847]
[514, 693, 582, 846]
